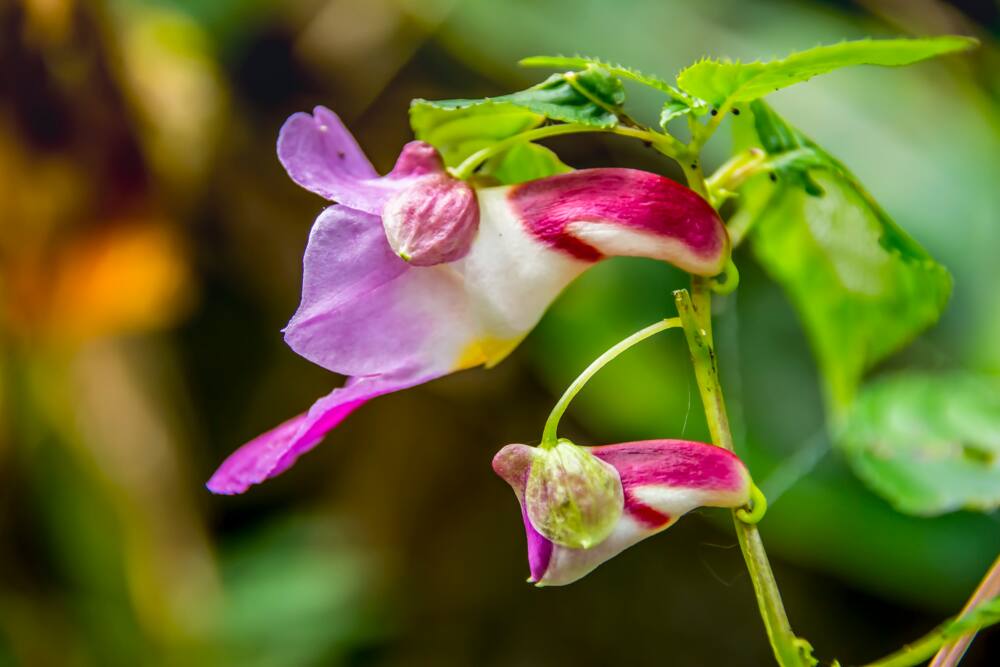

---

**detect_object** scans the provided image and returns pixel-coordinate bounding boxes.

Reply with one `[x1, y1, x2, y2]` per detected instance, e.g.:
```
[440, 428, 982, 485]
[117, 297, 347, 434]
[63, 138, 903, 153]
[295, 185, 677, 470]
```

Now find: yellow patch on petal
[454, 335, 524, 371]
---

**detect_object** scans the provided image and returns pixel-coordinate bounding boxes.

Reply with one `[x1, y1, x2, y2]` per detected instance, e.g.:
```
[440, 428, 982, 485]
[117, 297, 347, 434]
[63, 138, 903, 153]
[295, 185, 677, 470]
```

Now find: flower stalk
[541, 317, 681, 447]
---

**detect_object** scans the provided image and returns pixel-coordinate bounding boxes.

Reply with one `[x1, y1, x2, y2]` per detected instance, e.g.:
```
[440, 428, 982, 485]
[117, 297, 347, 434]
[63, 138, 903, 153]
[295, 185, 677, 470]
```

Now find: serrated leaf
[659, 100, 693, 129]
[523, 55, 710, 122]
[840, 372, 1000, 515]
[416, 68, 625, 132]
[678, 36, 976, 109]
[409, 100, 544, 167]
[521, 55, 683, 99]
[741, 104, 952, 411]
[544, 68, 625, 124]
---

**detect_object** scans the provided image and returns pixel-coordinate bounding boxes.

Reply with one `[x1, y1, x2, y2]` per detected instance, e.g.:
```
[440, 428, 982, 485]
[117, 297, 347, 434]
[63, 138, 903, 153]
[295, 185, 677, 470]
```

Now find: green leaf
[659, 100, 693, 129]
[408, 100, 570, 184]
[409, 100, 544, 167]
[414, 67, 625, 133]
[410, 68, 622, 183]
[741, 104, 951, 411]
[220, 515, 379, 666]
[522, 55, 710, 126]
[486, 142, 571, 184]
[521, 55, 682, 99]
[840, 372, 1000, 515]
[678, 36, 976, 109]
[514, 68, 624, 126]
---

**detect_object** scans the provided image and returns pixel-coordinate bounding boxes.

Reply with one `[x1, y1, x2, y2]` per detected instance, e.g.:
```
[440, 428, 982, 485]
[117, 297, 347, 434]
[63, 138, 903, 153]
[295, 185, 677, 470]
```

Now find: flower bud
[382, 174, 479, 266]
[524, 439, 625, 549]
[494, 439, 752, 586]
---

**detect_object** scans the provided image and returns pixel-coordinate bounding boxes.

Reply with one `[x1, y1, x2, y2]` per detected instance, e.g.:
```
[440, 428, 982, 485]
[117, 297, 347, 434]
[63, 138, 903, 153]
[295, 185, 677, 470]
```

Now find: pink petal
[277, 108, 452, 216]
[207, 367, 437, 494]
[283, 205, 481, 377]
[277, 106, 393, 214]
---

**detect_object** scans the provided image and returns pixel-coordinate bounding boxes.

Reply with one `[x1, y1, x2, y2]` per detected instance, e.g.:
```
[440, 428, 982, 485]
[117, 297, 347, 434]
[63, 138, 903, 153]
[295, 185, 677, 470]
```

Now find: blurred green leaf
[486, 142, 571, 183]
[840, 372, 1000, 516]
[220, 516, 381, 667]
[678, 36, 976, 108]
[740, 103, 951, 411]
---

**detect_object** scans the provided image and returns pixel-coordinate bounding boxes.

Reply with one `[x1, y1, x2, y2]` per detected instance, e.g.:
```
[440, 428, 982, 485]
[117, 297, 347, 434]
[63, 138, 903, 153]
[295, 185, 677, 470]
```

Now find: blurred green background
[1, 0, 998, 665]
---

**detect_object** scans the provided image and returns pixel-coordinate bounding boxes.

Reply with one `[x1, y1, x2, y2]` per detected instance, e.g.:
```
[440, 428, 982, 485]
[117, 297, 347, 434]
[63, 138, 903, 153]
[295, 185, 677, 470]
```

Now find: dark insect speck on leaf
[732, 108, 740, 116]
[710, 109, 718, 116]
[690, 163, 697, 170]
[769, 173, 777, 182]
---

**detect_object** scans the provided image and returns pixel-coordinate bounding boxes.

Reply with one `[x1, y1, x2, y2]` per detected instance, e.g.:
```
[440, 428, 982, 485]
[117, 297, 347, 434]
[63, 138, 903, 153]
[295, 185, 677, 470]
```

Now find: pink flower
[493, 440, 751, 585]
[207, 107, 728, 494]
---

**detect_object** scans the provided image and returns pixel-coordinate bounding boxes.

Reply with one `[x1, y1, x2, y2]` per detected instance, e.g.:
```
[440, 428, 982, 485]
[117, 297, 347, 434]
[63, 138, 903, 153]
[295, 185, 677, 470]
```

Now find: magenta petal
[277, 106, 395, 214]
[207, 367, 437, 494]
[508, 168, 729, 275]
[521, 503, 555, 582]
[492, 444, 554, 582]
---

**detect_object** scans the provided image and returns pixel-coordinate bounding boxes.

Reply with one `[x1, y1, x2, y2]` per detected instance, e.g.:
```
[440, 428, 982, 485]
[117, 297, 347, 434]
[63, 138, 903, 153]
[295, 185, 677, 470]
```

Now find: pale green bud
[525, 439, 624, 549]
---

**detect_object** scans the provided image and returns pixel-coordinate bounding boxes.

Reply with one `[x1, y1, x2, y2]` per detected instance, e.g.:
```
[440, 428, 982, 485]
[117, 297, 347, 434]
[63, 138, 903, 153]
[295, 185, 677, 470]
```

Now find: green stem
[677, 141, 812, 665]
[676, 286, 812, 667]
[451, 124, 605, 180]
[540, 317, 681, 447]
[688, 99, 735, 153]
[611, 125, 688, 161]
[862, 597, 1000, 667]
[682, 147, 811, 663]
[705, 147, 768, 207]
[450, 122, 687, 181]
